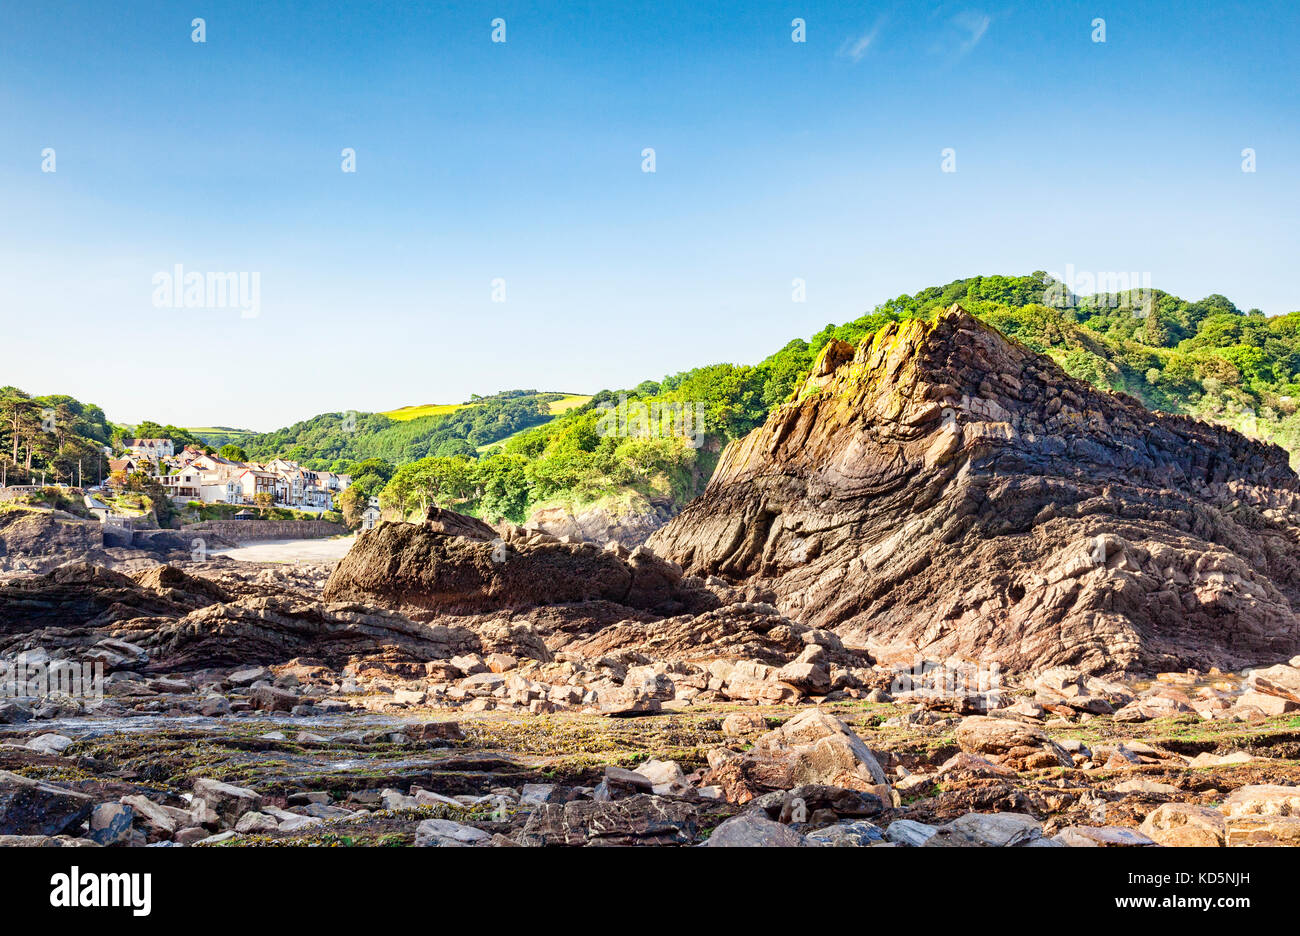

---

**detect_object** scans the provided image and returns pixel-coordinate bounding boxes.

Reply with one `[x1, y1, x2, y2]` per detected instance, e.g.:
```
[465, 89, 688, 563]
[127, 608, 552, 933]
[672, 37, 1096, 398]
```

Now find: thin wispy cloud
[930, 9, 993, 59]
[838, 18, 886, 63]
[953, 11, 991, 54]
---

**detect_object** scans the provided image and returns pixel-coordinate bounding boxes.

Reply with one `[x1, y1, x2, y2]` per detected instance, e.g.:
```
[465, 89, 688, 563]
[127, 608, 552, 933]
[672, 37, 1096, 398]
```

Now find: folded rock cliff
[647, 306, 1300, 675]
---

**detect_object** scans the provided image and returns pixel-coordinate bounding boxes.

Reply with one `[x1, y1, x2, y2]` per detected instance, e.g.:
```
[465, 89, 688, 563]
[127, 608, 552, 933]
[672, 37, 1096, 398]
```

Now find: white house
[84, 494, 113, 522]
[199, 477, 243, 504]
[360, 504, 382, 530]
[155, 465, 202, 501]
[314, 470, 351, 493]
[187, 452, 242, 479]
[128, 438, 175, 459]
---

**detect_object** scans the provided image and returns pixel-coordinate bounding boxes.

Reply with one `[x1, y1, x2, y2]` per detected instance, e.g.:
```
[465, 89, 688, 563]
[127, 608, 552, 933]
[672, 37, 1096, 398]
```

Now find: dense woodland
[8, 273, 1300, 528]
[235, 390, 564, 468]
[0, 388, 113, 485]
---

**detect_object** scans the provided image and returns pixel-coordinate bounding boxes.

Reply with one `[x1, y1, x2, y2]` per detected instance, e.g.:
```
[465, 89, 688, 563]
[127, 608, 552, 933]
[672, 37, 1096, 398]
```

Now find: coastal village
[108, 438, 352, 514]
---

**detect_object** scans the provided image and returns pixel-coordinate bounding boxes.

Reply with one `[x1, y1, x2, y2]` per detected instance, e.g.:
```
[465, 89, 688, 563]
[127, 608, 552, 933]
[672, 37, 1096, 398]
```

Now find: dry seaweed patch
[6, 763, 99, 785]
[458, 710, 723, 781]
[1044, 712, 1300, 759]
[58, 724, 513, 797]
[859, 722, 965, 769]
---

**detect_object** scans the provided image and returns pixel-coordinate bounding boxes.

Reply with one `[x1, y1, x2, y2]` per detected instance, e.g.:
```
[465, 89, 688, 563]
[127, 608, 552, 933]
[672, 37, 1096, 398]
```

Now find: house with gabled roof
[108, 455, 148, 476]
[127, 438, 174, 459]
[155, 464, 202, 501]
[238, 468, 277, 503]
[186, 452, 241, 476]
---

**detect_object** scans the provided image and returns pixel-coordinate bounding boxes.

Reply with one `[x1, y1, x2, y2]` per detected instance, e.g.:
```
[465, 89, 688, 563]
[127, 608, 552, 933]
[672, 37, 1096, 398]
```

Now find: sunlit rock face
[650, 306, 1300, 675]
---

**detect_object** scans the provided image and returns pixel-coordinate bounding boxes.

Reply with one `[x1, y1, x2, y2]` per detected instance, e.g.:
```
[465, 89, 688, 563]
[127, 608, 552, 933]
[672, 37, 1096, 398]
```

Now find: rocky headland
[651, 307, 1300, 675]
[5, 307, 1300, 848]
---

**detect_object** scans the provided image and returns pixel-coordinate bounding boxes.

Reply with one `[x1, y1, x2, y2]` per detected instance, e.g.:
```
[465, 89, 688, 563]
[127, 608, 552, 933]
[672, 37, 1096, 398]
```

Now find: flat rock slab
[517, 795, 698, 846]
[933, 812, 1043, 847]
[704, 814, 807, 847]
[0, 770, 93, 837]
[1053, 826, 1157, 847]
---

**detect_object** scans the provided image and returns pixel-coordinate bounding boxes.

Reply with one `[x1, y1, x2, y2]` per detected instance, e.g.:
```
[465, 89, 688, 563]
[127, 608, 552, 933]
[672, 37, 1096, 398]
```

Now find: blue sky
[1, 0, 1296, 429]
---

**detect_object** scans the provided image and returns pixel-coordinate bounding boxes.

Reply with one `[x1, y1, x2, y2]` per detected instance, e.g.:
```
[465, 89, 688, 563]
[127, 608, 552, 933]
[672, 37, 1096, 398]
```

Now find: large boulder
[1052, 826, 1158, 847]
[756, 709, 890, 789]
[132, 565, 232, 607]
[931, 812, 1043, 847]
[0, 770, 93, 836]
[705, 709, 889, 804]
[649, 307, 1300, 675]
[414, 818, 491, 847]
[704, 814, 808, 847]
[954, 716, 1073, 770]
[323, 509, 712, 617]
[192, 778, 262, 828]
[1246, 664, 1300, 704]
[1139, 804, 1226, 847]
[1220, 784, 1300, 818]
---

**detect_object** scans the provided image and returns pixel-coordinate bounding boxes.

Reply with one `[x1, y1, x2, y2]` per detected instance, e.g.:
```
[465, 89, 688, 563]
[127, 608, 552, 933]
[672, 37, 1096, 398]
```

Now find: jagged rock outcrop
[132, 565, 233, 607]
[649, 306, 1300, 675]
[0, 560, 480, 672]
[0, 509, 235, 574]
[0, 563, 198, 635]
[125, 597, 481, 671]
[324, 508, 716, 617]
[557, 602, 861, 668]
[0, 509, 101, 557]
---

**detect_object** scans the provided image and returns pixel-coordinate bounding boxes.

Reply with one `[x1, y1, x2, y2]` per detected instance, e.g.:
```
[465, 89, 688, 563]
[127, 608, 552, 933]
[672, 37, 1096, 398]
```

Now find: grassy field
[187, 426, 256, 446]
[473, 394, 593, 452]
[385, 394, 591, 424]
[545, 394, 592, 414]
[378, 402, 470, 422]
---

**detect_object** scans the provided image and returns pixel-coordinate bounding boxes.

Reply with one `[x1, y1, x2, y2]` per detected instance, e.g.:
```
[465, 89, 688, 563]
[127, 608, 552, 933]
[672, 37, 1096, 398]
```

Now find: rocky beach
[5, 309, 1300, 850]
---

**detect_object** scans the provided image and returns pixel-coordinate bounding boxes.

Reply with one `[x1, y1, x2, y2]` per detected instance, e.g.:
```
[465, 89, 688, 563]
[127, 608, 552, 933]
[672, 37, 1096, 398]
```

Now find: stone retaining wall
[181, 519, 346, 543]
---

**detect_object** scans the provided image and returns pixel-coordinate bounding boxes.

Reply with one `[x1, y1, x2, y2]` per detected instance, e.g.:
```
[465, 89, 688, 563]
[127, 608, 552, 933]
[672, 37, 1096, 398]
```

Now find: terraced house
[136, 442, 350, 509]
[125, 437, 174, 459]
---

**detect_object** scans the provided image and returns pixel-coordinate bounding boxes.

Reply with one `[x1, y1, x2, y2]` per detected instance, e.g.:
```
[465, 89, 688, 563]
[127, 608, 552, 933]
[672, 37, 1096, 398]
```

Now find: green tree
[475, 454, 531, 522]
[337, 486, 366, 529]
